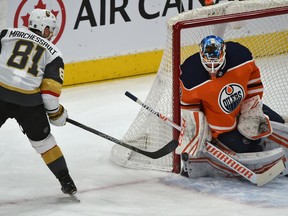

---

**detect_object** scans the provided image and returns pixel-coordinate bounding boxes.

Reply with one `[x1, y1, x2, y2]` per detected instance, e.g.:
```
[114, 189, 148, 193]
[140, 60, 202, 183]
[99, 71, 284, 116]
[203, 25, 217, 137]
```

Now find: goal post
[111, 0, 288, 173]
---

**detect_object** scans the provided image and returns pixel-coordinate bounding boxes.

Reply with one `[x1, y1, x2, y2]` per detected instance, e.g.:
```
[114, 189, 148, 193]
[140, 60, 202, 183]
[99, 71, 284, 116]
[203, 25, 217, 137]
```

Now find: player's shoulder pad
[46, 56, 64, 71]
[180, 53, 210, 89]
[50, 56, 64, 68]
[44, 56, 64, 84]
[225, 41, 253, 68]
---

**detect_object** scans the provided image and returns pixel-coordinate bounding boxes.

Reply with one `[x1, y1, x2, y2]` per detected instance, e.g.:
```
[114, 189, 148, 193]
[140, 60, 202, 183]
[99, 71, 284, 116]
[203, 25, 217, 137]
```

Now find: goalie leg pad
[184, 148, 286, 178]
[29, 133, 57, 154]
[176, 111, 211, 158]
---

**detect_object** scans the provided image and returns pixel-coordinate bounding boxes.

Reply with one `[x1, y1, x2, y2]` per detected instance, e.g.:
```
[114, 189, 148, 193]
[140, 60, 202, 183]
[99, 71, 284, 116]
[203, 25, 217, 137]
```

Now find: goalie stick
[125, 91, 285, 186]
[66, 118, 178, 159]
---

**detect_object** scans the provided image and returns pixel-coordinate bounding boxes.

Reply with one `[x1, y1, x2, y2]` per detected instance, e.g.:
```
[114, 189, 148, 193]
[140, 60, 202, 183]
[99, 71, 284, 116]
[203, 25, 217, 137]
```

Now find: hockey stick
[66, 118, 178, 159]
[125, 91, 285, 186]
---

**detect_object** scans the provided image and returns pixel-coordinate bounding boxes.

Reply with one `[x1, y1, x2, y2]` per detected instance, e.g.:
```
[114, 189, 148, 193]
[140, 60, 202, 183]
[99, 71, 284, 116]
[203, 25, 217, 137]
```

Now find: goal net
[111, 0, 288, 173]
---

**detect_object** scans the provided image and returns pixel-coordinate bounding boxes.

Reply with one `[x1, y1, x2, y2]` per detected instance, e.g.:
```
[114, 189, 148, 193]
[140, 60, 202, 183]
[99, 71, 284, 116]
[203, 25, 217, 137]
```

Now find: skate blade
[68, 193, 81, 203]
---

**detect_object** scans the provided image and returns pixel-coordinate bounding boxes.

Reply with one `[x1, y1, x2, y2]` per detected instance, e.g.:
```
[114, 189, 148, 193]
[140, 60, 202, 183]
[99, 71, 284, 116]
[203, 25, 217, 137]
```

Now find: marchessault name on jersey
[9, 30, 57, 55]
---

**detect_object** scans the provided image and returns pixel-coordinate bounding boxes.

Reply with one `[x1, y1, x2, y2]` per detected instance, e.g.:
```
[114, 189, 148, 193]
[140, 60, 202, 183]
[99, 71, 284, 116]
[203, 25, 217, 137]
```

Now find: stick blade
[140, 139, 178, 159]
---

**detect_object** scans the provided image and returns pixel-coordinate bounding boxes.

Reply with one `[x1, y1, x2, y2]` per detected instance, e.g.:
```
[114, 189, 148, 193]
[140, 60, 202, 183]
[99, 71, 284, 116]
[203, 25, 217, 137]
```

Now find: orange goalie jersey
[179, 41, 263, 138]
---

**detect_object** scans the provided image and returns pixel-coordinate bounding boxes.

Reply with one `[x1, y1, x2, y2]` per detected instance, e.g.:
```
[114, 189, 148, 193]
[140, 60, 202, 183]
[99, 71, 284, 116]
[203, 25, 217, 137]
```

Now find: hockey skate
[58, 173, 77, 195]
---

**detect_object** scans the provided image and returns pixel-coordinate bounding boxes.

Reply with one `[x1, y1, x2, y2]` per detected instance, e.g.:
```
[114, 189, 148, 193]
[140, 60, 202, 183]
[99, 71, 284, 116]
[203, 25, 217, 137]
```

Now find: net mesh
[111, 0, 288, 172]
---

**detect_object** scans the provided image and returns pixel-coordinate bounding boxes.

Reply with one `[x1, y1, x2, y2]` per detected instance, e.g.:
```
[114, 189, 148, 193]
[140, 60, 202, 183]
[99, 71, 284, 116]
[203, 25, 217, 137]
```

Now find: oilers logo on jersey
[219, 84, 244, 114]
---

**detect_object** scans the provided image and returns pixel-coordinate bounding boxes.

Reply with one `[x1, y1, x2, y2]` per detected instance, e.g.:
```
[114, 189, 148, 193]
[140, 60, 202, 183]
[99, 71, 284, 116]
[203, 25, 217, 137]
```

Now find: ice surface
[1, 75, 288, 216]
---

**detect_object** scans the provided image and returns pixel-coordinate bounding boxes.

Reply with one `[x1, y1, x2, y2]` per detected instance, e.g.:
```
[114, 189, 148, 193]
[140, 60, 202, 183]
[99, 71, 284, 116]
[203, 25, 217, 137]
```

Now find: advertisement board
[3, 0, 210, 85]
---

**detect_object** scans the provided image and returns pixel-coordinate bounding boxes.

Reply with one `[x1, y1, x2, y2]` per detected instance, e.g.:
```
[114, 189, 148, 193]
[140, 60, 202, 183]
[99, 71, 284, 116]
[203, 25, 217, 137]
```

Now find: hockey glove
[238, 95, 272, 140]
[48, 104, 68, 126]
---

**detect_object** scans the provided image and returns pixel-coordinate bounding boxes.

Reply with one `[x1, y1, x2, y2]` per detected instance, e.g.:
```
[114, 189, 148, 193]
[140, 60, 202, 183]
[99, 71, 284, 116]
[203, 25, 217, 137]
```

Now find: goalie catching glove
[47, 104, 68, 126]
[176, 110, 212, 158]
[238, 95, 272, 140]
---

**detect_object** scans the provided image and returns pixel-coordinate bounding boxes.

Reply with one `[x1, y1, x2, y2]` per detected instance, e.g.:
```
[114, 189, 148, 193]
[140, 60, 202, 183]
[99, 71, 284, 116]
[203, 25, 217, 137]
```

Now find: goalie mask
[28, 9, 59, 38]
[199, 35, 226, 79]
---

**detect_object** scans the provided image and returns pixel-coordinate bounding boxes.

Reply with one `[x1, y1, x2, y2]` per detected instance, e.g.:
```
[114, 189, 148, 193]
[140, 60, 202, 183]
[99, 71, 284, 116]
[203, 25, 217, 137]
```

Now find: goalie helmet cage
[111, 0, 288, 173]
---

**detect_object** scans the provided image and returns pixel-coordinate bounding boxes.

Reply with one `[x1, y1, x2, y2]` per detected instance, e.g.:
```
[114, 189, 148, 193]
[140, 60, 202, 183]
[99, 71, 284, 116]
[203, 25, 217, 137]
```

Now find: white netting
[111, 0, 288, 172]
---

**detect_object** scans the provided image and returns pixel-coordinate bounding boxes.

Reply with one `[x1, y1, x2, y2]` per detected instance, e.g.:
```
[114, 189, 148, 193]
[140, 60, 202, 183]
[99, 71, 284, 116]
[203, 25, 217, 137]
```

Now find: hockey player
[0, 9, 77, 195]
[177, 35, 286, 179]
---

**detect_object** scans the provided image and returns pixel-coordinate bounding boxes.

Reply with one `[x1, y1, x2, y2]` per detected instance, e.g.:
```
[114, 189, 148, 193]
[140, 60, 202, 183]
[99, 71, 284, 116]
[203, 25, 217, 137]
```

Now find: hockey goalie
[177, 35, 287, 183]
